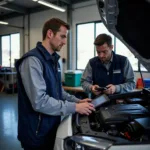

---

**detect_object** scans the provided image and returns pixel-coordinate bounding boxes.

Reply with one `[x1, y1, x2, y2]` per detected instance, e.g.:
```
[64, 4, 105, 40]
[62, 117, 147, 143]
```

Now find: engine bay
[62, 0, 150, 149]
[73, 89, 150, 143]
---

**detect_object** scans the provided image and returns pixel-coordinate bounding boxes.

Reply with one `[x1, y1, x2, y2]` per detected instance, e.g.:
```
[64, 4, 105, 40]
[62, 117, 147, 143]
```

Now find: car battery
[98, 104, 149, 128]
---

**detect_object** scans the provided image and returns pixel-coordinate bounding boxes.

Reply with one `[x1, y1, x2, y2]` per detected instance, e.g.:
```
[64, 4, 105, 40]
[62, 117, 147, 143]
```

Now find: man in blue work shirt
[81, 33, 135, 97]
[15, 18, 95, 150]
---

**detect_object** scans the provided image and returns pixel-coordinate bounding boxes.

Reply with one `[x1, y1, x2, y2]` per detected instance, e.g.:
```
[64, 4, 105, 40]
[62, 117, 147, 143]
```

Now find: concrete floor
[0, 93, 22, 150]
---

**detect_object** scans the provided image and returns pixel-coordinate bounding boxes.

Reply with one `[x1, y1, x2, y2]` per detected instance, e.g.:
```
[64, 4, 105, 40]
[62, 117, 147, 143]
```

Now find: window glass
[115, 38, 138, 71]
[11, 33, 20, 67]
[140, 64, 147, 72]
[1, 33, 20, 67]
[95, 23, 115, 56]
[2, 35, 10, 67]
[96, 23, 114, 42]
[77, 23, 94, 69]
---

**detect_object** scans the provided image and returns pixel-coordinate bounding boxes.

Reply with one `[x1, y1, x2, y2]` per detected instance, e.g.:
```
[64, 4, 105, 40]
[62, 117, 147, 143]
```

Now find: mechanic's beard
[54, 48, 60, 52]
[100, 58, 106, 63]
[100, 55, 112, 63]
[51, 44, 61, 52]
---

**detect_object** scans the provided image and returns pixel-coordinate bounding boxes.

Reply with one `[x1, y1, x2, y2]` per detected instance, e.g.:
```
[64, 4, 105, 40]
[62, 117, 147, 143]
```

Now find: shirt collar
[36, 42, 60, 62]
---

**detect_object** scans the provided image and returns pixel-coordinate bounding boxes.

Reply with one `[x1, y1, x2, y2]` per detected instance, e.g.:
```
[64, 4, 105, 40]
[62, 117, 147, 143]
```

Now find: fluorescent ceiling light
[32, 0, 65, 12]
[0, 21, 8, 25]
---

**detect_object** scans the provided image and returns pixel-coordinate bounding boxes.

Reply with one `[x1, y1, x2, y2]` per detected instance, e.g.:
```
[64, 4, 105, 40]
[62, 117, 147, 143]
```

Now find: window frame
[76, 21, 99, 70]
[76, 21, 147, 72]
[0, 32, 20, 68]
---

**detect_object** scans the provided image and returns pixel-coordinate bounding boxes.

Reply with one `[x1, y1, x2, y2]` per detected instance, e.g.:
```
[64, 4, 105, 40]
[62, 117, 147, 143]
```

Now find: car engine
[72, 89, 150, 144]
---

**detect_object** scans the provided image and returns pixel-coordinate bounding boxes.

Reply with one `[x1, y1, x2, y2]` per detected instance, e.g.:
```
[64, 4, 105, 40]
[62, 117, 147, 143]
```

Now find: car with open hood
[54, 0, 150, 149]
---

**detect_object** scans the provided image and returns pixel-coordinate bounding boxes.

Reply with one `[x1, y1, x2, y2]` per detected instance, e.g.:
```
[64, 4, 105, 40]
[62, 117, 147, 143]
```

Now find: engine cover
[99, 104, 149, 126]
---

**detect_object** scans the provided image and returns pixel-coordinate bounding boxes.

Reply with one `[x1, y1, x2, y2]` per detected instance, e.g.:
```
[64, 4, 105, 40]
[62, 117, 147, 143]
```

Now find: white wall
[0, 8, 67, 55]
[29, 9, 67, 49]
[0, 9, 68, 80]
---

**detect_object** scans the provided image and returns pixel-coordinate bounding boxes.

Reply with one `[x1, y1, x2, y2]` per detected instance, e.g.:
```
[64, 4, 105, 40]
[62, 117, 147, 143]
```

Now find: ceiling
[0, 0, 92, 20]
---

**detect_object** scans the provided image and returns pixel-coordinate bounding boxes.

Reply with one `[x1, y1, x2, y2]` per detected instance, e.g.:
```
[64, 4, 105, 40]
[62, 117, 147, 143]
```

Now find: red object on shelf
[136, 78, 144, 89]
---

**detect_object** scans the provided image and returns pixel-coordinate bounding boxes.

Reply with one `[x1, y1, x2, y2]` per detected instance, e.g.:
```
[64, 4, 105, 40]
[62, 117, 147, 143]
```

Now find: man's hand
[91, 85, 102, 95]
[75, 102, 95, 115]
[104, 84, 116, 94]
[78, 98, 91, 103]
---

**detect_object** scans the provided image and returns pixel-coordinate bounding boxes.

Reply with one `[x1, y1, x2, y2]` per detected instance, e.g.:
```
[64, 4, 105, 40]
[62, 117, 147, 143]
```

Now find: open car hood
[96, 0, 150, 71]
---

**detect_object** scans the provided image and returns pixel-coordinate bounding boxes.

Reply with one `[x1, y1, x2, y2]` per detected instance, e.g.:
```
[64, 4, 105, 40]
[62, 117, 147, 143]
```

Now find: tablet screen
[92, 94, 110, 108]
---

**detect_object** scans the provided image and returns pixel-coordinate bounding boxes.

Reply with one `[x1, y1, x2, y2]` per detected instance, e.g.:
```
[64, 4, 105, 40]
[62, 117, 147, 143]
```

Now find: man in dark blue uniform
[15, 18, 95, 150]
[81, 33, 135, 97]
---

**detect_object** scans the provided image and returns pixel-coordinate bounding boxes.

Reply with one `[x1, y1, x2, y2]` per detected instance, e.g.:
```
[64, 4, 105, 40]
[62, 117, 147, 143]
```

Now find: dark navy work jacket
[15, 42, 62, 147]
[90, 52, 126, 88]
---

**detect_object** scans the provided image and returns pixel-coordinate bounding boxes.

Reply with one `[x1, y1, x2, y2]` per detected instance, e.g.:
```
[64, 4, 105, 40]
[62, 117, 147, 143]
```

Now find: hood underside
[96, 0, 150, 71]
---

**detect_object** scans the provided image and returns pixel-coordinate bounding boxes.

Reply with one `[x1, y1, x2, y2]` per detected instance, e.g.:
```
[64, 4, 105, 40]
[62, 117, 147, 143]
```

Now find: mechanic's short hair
[42, 18, 70, 40]
[94, 33, 112, 47]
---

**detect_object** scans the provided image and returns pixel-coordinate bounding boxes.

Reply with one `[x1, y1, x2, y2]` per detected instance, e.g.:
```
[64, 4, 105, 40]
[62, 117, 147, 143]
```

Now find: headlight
[64, 135, 113, 150]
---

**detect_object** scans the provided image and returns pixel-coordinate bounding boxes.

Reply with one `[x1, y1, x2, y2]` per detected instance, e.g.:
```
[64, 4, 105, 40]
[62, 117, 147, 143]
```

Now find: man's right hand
[91, 85, 102, 95]
[75, 102, 95, 115]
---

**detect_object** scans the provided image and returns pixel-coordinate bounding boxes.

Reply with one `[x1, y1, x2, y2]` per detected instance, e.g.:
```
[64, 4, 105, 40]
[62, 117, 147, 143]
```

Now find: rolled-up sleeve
[19, 56, 76, 116]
